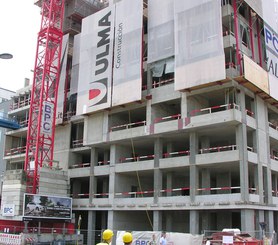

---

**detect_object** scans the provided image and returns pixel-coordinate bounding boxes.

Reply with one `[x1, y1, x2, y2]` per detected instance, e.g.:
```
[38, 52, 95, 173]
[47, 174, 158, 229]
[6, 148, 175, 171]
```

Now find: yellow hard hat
[102, 229, 114, 240]
[123, 232, 133, 243]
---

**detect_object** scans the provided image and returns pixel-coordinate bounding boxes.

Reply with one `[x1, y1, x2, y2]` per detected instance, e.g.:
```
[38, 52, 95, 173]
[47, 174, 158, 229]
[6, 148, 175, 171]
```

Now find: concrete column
[147, 65, 152, 90]
[102, 111, 109, 142]
[189, 132, 198, 202]
[110, 144, 117, 166]
[154, 169, 162, 203]
[241, 209, 255, 232]
[154, 138, 163, 168]
[236, 89, 249, 202]
[265, 211, 274, 234]
[153, 211, 162, 231]
[264, 167, 273, 205]
[166, 172, 172, 197]
[272, 175, 277, 197]
[201, 169, 210, 195]
[190, 210, 199, 235]
[154, 138, 163, 202]
[146, 99, 152, 127]
[181, 92, 188, 118]
[109, 170, 115, 203]
[254, 95, 272, 205]
[89, 148, 97, 203]
[87, 211, 96, 245]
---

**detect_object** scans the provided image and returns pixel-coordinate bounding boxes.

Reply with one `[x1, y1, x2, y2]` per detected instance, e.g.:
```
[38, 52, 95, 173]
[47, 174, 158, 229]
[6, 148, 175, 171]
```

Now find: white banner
[263, 0, 278, 101]
[41, 101, 54, 135]
[174, 0, 225, 90]
[116, 231, 203, 245]
[56, 34, 69, 124]
[70, 33, 81, 96]
[148, 0, 174, 63]
[112, 0, 143, 106]
[77, 6, 115, 115]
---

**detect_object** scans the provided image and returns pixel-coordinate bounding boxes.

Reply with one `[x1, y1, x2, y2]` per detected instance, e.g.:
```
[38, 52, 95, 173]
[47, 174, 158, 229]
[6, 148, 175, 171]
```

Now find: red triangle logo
[89, 89, 101, 100]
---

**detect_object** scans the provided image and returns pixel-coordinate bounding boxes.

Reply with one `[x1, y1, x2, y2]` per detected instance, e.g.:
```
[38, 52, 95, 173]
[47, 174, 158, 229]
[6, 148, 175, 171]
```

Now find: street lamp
[0, 53, 13, 59]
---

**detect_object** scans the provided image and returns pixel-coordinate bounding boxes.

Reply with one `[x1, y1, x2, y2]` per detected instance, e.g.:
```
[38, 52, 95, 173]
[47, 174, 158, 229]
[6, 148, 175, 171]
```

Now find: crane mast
[24, 0, 65, 194]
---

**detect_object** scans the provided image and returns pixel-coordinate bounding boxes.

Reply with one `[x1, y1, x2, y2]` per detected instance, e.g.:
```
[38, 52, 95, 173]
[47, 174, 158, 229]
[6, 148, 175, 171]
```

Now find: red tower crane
[24, 0, 65, 194]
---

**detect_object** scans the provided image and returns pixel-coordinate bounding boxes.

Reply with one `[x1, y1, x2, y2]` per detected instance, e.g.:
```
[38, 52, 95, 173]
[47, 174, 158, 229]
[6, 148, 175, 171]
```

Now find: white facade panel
[70, 34, 80, 96]
[147, 0, 174, 63]
[244, 0, 263, 18]
[56, 34, 69, 124]
[263, 1, 278, 101]
[77, 6, 115, 115]
[112, 0, 143, 106]
[174, 0, 225, 91]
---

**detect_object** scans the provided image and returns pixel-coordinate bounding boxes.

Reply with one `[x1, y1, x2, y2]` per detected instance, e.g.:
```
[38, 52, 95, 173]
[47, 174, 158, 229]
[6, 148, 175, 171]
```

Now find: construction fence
[0, 226, 275, 245]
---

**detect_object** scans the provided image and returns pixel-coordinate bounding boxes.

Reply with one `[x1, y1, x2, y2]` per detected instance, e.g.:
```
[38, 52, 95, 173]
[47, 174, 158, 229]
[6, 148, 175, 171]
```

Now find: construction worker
[159, 231, 166, 245]
[97, 229, 114, 245]
[122, 232, 133, 245]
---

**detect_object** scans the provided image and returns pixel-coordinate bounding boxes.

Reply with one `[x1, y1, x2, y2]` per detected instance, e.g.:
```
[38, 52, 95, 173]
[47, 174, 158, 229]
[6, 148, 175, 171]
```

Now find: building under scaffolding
[1, 0, 278, 244]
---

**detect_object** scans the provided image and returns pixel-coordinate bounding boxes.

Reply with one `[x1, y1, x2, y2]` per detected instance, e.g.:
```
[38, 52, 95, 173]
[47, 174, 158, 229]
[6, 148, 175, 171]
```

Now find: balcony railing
[5, 146, 26, 156]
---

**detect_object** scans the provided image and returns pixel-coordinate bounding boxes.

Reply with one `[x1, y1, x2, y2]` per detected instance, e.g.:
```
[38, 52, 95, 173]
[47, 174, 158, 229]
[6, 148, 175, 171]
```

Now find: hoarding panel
[243, 55, 269, 94]
[76, 6, 115, 115]
[23, 193, 72, 220]
[148, 0, 174, 63]
[174, 0, 225, 90]
[112, 0, 143, 106]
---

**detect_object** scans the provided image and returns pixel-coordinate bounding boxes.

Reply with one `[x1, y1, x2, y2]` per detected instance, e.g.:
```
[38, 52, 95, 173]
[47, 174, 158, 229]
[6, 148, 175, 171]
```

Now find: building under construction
[1, 0, 278, 244]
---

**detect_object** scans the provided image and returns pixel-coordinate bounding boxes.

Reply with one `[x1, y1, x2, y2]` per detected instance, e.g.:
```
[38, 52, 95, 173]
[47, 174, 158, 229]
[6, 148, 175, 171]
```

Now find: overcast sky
[0, 1, 41, 92]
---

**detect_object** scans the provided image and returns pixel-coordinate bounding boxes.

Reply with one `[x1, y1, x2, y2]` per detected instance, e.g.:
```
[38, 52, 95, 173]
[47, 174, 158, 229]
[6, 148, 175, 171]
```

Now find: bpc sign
[265, 25, 278, 56]
[2, 204, 15, 216]
[41, 101, 54, 135]
[264, 25, 278, 78]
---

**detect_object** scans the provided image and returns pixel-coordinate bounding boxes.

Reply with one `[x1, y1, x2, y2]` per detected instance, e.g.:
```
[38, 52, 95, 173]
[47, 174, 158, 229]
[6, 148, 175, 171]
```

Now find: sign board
[41, 101, 54, 135]
[2, 204, 15, 216]
[223, 235, 233, 244]
[23, 193, 72, 220]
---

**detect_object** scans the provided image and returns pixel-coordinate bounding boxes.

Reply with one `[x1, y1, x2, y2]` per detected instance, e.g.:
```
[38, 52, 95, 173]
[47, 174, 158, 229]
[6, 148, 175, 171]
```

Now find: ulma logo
[89, 79, 107, 105]
[89, 10, 112, 107]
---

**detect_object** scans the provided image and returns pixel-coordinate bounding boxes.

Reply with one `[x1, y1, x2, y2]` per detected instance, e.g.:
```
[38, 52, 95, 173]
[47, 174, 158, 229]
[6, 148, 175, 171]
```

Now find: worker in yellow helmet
[96, 229, 114, 245]
[122, 232, 133, 245]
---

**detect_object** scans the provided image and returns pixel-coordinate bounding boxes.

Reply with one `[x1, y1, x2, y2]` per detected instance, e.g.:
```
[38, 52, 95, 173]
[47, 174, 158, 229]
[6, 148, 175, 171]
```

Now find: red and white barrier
[154, 114, 181, 123]
[190, 103, 240, 116]
[71, 186, 278, 199]
[152, 78, 174, 88]
[110, 120, 146, 132]
[199, 145, 237, 154]
[72, 139, 84, 148]
[0, 233, 22, 245]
